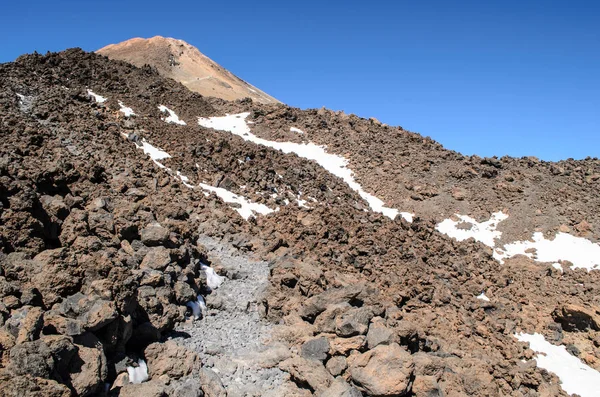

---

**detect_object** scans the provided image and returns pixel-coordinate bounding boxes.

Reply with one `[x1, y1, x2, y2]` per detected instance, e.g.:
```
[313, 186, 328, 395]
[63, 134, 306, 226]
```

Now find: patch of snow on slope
[477, 292, 490, 302]
[118, 101, 135, 117]
[187, 295, 207, 319]
[87, 89, 106, 103]
[126, 359, 149, 384]
[176, 171, 194, 188]
[199, 182, 275, 220]
[436, 212, 508, 248]
[138, 140, 171, 168]
[290, 127, 305, 134]
[198, 113, 413, 222]
[201, 264, 225, 290]
[158, 105, 186, 125]
[515, 333, 600, 397]
[497, 232, 600, 271]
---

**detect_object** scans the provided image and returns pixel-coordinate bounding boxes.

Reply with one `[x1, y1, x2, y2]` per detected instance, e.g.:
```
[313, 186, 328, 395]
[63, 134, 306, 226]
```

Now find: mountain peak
[97, 36, 280, 104]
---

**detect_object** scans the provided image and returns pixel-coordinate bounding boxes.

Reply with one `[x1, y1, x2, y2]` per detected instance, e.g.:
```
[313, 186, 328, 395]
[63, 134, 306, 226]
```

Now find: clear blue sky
[1, 1, 598, 161]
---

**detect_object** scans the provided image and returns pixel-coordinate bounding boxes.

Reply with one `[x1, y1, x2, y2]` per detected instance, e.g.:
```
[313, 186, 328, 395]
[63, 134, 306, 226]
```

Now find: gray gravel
[170, 235, 291, 397]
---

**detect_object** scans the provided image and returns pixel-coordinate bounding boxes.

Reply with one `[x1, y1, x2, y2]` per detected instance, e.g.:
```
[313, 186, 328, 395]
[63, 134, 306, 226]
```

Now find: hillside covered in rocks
[1, 48, 599, 397]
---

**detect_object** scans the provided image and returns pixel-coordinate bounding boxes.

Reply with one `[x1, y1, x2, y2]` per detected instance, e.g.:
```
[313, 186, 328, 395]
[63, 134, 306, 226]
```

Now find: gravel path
[170, 235, 290, 397]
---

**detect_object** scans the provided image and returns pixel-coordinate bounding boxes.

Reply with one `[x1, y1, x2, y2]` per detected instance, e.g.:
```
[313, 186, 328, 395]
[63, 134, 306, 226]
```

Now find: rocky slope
[0, 48, 599, 396]
[97, 36, 280, 105]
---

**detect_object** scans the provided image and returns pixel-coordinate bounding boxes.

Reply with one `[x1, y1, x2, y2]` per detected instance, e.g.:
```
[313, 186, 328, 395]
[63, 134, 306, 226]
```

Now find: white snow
[158, 105, 186, 125]
[437, 211, 600, 271]
[201, 264, 225, 290]
[138, 140, 171, 169]
[186, 295, 207, 319]
[297, 196, 310, 209]
[176, 172, 195, 189]
[126, 359, 148, 384]
[290, 127, 305, 134]
[87, 89, 106, 103]
[515, 333, 600, 397]
[477, 292, 490, 302]
[118, 101, 135, 117]
[496, 232, 600, 271]
[198, 113, 413, 221]
[436, 212, 509, 248]
[199, 183, 275, 220]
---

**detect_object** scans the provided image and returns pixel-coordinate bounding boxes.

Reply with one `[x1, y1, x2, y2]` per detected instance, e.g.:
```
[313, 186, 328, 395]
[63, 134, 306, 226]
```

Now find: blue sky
[1, 1, 598, 160]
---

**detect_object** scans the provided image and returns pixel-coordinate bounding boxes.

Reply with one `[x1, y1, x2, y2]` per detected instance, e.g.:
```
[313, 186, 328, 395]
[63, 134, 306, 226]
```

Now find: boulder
[30, 248, 82, 307]
[168, 378, 204, 397]
[349, 343, 414, 396]
[314, 303, 351, 334]
[279, 356, 334, 393]
[412, 375, 444, 397]
[140, 246, 172, 271]
[366, 321, 396, 349]
[43, 311, 83, 336]
[69, 333, 108, 396]
[299, 285, 365, 321]
[120, 379, 168, 397]
[141, 222, 170, 246]
[321, 377, 362, 397]
[144, 341, 200, 379]
[326, 356, 347, 376]
[0, 374, 71, 397]
[199, 368, 227, 397]
[552, 304, 600, 332]
[8, 339, 55, 378]
[335, 307, 374, 337]
[329, 336, 366, 356]
[59, 293, 118, 331]
[6, 306, 44, 343]
[301, 337, 330, 362]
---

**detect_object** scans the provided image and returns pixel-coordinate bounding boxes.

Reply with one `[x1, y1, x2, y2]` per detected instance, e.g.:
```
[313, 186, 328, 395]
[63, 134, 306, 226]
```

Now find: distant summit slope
[97, 36, 280, 104]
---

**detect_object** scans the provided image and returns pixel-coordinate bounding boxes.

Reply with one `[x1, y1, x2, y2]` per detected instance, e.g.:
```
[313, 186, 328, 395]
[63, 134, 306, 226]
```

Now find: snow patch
[515, 333, 600, 397]
[496, 232, 600, 271]
[199, 183, 275, 220]
[201, 264, 225, 290]
[176, 171, 195, 189]
[290, 127, 305, 134]
[118, 101, 135, 117]
[187, 295, 207, 319]
[138, 140, 171, 169]
[158, 105, 186, 125]
[297, 196, 310, 209]
[87, 89, 107, 103]
[436, 212, 508, 248]
[198, 113, 412, 221]
[126, 359, 148, 384]
[477, 292, 490, 302]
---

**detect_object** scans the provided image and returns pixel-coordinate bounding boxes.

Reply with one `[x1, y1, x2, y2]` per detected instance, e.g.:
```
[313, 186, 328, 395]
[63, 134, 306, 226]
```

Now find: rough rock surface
[0, 47, 598, 396]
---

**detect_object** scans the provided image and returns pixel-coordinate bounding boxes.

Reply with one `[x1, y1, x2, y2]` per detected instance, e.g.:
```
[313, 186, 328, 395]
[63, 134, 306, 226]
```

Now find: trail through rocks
[170, 235, 290, 397]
